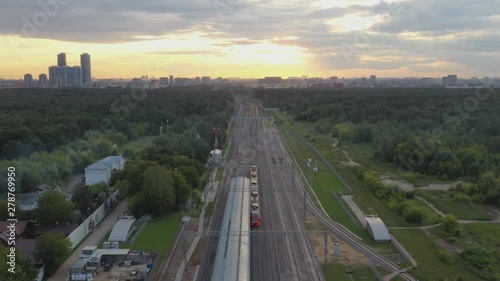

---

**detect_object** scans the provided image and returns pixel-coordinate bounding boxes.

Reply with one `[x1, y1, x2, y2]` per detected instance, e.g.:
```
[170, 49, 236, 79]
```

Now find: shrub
[404, 207, 425, 223]
[460, 246, 496, 270]
[437, 249, 455, 264]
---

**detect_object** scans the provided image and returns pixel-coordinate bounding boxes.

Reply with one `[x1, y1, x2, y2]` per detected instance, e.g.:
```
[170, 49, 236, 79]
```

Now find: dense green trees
[127, 163, 192, 218]
[34, 192, 75, 225]
[257, 88, 500, 207]
[0, 88, 232, 160]
[0, 245, 38, 281]
[35, 234, 71, 279]
[0, 87, 233, 194]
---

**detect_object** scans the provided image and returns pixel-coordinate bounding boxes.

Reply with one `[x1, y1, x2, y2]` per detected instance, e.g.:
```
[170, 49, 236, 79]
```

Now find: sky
[0, 0, 499, 79]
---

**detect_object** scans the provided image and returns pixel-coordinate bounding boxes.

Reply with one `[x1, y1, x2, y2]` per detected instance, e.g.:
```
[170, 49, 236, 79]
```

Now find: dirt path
[331, 137, 361, 167]
[65, 173, 84, 192]
[381, 177, 456, 192]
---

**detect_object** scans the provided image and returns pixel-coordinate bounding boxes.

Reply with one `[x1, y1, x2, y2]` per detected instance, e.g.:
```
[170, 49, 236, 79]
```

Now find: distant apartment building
[442, 76, 448, 87]
[38, 74, 48, 88]
[443, 74, 457, 87]
[169, 75, 174, 85]
[447, 74, 457, 86]
[57, 52, 67, 66]
[257, 76, 282, 86]
[159, 77, 169, 86]
[80, 53, 91, 86]
[49, 66, 82, 88]
[24, 73, 33, 88]
[370, 75, 376, 86]
[201, 76, 211, 85]
[329, 76, 338, 83]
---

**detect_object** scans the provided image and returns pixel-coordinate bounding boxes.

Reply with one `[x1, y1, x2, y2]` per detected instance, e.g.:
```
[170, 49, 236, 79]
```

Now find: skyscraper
[80, 53, 91, 86]
[49, 66, 82, 88]
[24, 73, 33, 88]
[39, 74, 48, 88]
[57, 53, 67, 66]
[169, 75, 174, 85]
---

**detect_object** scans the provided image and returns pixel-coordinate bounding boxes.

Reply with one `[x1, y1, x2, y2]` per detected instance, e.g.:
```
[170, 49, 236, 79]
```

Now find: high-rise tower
[57, 52, 67, 66]
[80, 53, 91, 86]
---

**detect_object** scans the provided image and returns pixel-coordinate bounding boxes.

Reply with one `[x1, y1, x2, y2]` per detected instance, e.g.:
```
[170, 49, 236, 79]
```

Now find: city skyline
[0, 0, 499, 79]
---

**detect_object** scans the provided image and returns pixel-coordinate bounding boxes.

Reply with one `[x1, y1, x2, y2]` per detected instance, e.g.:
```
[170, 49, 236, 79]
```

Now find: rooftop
[365, 217, 391, 241]
[109, 219, 135, 242]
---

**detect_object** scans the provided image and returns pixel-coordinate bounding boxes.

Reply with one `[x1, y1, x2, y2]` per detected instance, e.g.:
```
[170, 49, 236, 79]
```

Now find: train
[250, 164, 258, 184]
[250, 164, 261, 228]
[250, 189, 261, 228]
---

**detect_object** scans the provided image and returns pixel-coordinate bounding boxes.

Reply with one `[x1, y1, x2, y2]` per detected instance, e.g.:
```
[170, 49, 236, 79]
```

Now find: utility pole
[160, 122, 163, 135]
[324, 232, 328, 266]
[166, 118, 169, 134]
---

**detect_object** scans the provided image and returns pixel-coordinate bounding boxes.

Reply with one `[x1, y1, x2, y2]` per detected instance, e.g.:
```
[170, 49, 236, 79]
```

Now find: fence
[66, 189, 120, 248]
[331, 191, 363, 229]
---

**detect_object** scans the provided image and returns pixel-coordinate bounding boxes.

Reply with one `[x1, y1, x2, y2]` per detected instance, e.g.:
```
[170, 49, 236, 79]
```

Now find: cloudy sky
[0, 0, 498, 79]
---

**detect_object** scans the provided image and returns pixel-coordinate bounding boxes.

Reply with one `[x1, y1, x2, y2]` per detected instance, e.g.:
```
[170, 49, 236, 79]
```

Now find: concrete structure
[80, 53, 92, 86]
[49, 66, 82, 88]
[39, 74, 48, 88]
[84, 156, 124, 186]
[257, 76, 282, 85]
[24, 73, 33, 88]
[365, 217, 391, 242]
[108, 218, 136, 243]
[58, 52, 67, 66]
[209, 149, 222, 165]
[201, 76, 211, 84]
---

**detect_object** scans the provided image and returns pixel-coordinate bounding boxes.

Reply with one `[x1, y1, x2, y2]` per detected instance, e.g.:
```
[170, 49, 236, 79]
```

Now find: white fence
[67, 189, 120, 248]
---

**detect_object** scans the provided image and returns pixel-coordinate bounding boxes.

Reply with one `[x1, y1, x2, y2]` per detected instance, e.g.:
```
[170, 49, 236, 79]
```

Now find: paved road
[48, 199, 129, 281]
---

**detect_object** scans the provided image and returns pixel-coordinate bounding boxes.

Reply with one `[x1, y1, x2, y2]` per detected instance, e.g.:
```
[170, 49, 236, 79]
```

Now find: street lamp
[305, 158, 318, 218]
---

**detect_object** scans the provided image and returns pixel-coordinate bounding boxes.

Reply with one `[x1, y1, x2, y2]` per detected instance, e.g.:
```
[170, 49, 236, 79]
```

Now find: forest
[255, 87, 500, 207]
[0, 87, 234, 195]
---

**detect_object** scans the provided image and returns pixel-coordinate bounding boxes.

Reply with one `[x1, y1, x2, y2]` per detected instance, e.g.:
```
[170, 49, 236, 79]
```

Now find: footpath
[48, 200, 129, 281]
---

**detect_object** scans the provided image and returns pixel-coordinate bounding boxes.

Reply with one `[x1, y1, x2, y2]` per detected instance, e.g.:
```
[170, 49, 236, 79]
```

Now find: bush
[437, 249, 455, 264]
[405, 191, 415, 199]
[460, 246, 496, 270]
[404, 207, 425, 223]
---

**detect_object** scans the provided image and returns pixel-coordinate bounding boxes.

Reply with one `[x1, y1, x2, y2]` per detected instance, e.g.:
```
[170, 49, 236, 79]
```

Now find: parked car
[131, 269, 138, 276]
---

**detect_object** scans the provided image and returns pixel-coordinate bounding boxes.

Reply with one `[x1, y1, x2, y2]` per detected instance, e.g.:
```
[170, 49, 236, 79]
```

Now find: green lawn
[430, 222, 500, 251]
[121, 213, 182, 257]
[417, 190, 493, 220]
[123, 136, 156, 152]
[323, 264, 378, 281]
[282, 130, 397, 254]
[215, 167, 224, 182]
[390, 229, 477, 281]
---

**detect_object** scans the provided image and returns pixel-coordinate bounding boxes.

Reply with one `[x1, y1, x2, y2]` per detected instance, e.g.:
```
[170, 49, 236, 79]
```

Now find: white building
[84, 156, 124, 186]
[365, 216, 391, 242]
[209, 149, 222, 165]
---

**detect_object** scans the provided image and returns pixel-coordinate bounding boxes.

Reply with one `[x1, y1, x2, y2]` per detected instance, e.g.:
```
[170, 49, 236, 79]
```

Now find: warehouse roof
[365, 217, 391, 242]
[109, 219, 135, 242]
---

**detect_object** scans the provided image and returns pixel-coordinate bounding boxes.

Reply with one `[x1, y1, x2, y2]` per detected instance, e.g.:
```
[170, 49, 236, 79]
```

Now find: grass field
[121, 213, 182, 257]
[390, 229, 477, 281]
[430, 222, 500, 251]
[416, 190, 493, 220]
[322, 264, 378, 281]
[123, 136, 156, 152]
[282, 130, 397, 254]
[215, 167, 224, 182]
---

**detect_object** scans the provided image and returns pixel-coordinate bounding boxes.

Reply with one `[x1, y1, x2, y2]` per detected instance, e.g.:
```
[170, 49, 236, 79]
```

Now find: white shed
[84, 155, 124, 186]
[365, 216, 391, 242]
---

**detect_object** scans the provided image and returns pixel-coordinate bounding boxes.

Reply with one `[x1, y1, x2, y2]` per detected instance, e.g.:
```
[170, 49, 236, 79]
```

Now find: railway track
[155, 223, 188, 280]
